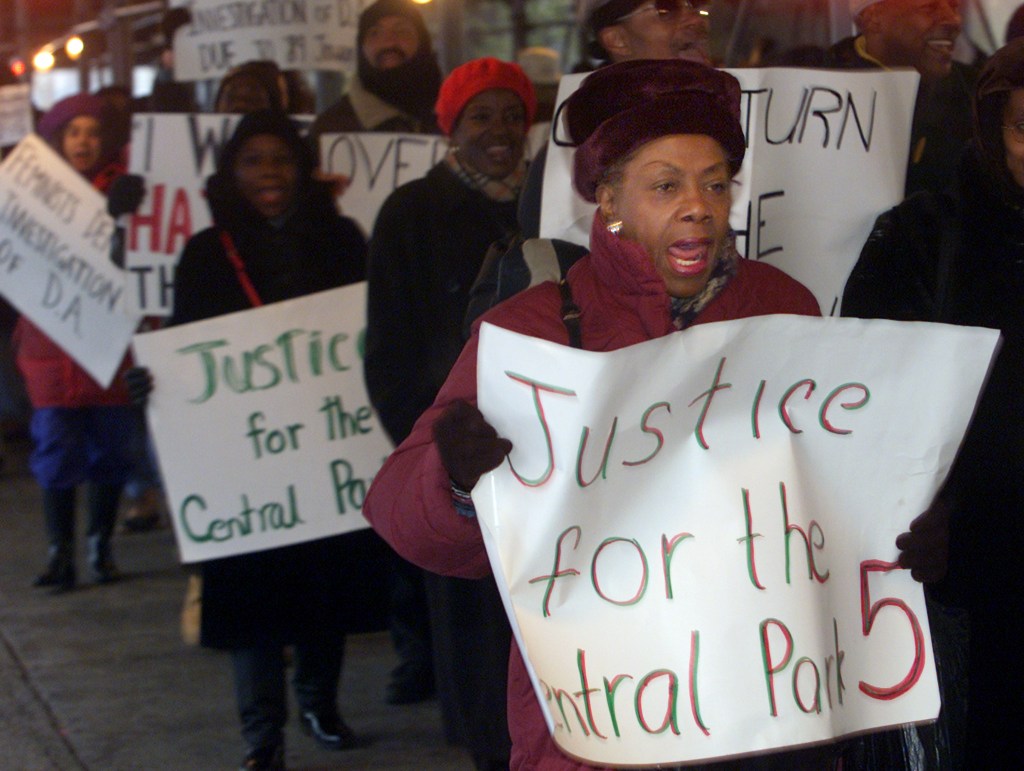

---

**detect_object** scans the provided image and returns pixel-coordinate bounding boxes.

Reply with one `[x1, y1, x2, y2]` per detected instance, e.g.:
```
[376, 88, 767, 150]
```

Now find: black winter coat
[170, 170, 391, 650]
[842, 146, 1024, 762]
[364, 161, 518, 445]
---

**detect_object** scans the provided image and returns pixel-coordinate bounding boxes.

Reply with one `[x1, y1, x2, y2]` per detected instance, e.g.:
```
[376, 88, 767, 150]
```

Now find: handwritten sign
[125, 113, 238, 315]
[473, 316, 998, 766]
[0, 84, 33, 147]
[173, 0, 367, 80]
[0, 134, 139, 388]
[319, 131, 448, 234]
[132, 283, 391, 563]
[541, 68, 920, 316]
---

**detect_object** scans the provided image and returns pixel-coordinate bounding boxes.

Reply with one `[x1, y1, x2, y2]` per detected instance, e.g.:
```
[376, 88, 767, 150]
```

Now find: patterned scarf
[444, 147, 527, 203]
[669, 236, 740, 329]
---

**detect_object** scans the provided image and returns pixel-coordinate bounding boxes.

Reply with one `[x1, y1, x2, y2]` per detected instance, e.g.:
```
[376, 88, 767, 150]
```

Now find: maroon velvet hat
[566, 59, 746, 202]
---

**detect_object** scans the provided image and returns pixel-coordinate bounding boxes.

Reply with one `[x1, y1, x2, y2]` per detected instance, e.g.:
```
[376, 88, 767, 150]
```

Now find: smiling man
[308, 0, 442, 146]
[824, 0, 977, 195]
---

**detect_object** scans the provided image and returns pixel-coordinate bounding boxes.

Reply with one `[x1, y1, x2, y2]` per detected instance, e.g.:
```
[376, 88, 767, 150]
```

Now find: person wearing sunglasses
[580, 0, 712, 67]
[842, 38, 1024, 767]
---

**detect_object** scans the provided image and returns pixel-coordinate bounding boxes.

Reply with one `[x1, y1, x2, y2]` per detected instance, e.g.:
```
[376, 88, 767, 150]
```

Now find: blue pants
[29, 406, 134, 489]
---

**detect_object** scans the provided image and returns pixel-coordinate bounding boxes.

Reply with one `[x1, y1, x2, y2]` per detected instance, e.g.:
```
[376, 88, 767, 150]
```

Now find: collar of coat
[349, 76, 420, 131]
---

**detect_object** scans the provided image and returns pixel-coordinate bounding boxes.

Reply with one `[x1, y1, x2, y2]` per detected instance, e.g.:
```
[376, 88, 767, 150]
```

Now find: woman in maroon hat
[363, 56, 536, 770]
[363, 60, 834, 769]
[13, 92, 134, 593]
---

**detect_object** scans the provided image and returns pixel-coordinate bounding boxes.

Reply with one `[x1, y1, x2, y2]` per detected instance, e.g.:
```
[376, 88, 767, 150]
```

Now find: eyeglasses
[1003, 122, 1024, 143]
[616, 0, 707, 23]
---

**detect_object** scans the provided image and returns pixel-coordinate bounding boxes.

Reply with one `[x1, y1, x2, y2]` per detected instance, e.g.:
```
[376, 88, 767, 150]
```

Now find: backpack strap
[558, 278, 582, 349]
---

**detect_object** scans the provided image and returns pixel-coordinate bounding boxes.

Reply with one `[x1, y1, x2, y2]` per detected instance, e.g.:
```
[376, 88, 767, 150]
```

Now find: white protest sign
[541, 68, 919, 316]
[0, 84, 33, 147]
[473, 316, 998, 766]
[319, 131, 448, 234]
[0, 134, 139, 388]
[132, 283, 392, 563]
[319, 130, 551, 234]
[173, 0, 366, 81]
[125, 113, 237, 316]
[124, 113, 312, 316]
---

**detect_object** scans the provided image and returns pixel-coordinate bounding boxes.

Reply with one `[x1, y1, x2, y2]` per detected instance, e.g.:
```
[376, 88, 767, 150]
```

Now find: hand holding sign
[434, 399, 512, 490]
[895, 497, 951, 584]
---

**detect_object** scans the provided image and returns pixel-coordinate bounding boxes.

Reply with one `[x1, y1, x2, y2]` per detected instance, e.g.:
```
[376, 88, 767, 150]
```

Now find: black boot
[33, 544, 76, 591]
[34, 488, 76, 592]
[86, 482, 123, 584]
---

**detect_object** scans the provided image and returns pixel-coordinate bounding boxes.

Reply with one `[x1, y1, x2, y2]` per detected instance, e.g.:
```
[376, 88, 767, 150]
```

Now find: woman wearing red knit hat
[363, 56, 535, 770]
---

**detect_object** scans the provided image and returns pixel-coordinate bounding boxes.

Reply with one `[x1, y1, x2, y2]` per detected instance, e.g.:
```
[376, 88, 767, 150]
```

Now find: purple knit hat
[37, 92, 105, 145]
[565, 59, 746, 202]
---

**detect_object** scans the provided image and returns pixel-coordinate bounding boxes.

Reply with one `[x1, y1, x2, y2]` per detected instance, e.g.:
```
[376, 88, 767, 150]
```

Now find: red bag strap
[218, 230, 263, 307]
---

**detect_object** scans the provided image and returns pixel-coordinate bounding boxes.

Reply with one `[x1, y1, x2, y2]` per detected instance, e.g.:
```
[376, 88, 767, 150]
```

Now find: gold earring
[606, 220, 623, 235]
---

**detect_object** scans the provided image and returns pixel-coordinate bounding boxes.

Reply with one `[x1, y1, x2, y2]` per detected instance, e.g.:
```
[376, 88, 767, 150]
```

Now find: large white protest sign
[0, 134, 139, 388]
[132, 283, 391, 563]
[173, 0, 366, 80]
[0, 84, 33, 147]
[541, 68, 919, 316]
[473, 316, 998, 766]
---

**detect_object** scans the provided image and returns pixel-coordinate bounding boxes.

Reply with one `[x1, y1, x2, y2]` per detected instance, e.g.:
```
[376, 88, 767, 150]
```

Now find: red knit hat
[566, 59, 746, 202]
[434, 57, 537, 136]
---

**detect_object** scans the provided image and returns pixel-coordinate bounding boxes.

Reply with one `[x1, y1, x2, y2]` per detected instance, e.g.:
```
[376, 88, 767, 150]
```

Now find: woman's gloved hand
[124, 366, 154, 407]
[896, 497, 951, 584]
[433, 399, 512, 490]
[107, 174, 146, 218]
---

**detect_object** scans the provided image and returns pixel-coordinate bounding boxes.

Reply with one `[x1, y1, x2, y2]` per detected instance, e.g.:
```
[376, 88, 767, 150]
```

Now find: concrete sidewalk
[0, 438, 475, 771]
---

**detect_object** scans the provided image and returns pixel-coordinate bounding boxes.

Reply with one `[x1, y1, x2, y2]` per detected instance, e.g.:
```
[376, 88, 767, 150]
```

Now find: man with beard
[823, 0, 976, 196]
[309, 0, 442, 708]
[310, 0, 443, 711]
[309, 0, 442, 147]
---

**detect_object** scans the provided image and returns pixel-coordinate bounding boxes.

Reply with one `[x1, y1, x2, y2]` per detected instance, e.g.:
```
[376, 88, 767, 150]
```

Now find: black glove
[124, 366, 154, 407]
[107, 174, 146, 218]
[895, 497, 951, 584]
[433, 399, 512, 490]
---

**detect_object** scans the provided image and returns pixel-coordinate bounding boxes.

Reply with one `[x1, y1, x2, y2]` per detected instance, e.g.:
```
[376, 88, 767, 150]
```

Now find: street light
[32, 47, 56, 72]
[66, 36, 85, 60]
